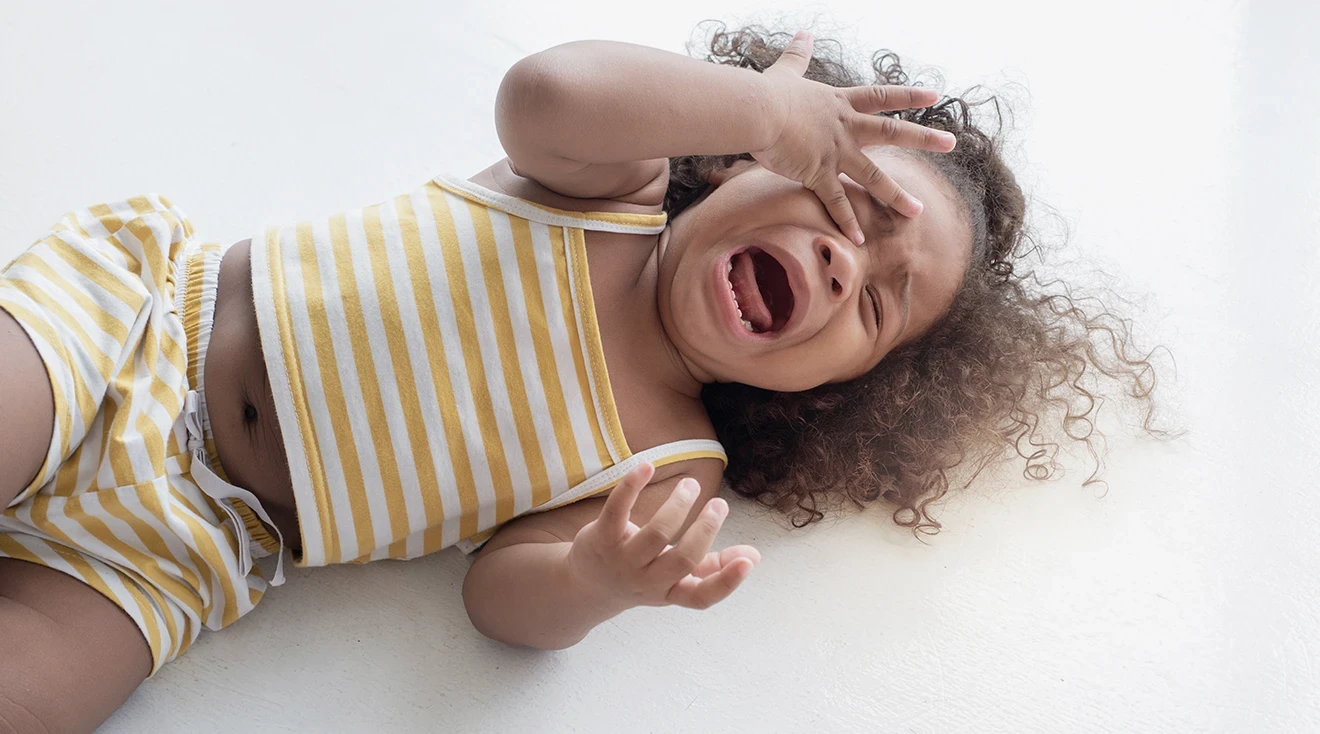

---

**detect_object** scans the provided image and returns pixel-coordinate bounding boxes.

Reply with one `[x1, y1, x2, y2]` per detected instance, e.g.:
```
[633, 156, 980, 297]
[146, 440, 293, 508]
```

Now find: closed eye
[866, 286, 881, 331]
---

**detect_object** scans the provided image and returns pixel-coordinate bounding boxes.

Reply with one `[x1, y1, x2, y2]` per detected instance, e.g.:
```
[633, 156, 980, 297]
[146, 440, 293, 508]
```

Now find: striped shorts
[0, 196, 276, 674]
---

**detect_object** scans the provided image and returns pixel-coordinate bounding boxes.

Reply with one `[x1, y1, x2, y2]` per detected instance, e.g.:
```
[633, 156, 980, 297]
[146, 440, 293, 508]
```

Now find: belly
[204, 239, 302, 553]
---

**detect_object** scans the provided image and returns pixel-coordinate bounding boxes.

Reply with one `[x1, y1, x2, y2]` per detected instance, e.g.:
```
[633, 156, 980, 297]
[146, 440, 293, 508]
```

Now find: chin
[713, 367, 822, 394]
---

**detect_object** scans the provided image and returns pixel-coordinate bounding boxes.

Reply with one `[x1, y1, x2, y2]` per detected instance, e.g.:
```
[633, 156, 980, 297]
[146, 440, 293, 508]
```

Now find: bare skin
[0, 307, 51, 504]
[0, 244, 297, 733]
[0, 309, 152, 733]
[0, 32, 972, 728]
[205, 239, 299, 552]
[461, 36, 970, 647]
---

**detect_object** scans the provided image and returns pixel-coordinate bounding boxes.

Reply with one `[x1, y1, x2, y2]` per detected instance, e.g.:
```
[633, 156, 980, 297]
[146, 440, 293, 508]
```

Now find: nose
[817, 239, 861, 303]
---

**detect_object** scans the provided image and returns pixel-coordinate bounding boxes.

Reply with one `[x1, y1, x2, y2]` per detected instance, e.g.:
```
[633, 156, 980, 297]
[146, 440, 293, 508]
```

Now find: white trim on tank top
[452, 438, 727, 554]
[432, 172, 667, 235]
[532, 439, 728, 513]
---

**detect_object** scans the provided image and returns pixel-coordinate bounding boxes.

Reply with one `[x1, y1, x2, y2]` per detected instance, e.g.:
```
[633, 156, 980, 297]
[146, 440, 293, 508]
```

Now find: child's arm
[461, 460, 758, 650]
[498, 33, 952, 236]
[495, 39, 782, 201]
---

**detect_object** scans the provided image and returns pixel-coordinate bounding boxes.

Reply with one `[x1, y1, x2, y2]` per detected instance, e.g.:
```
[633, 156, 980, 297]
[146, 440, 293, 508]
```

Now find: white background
[2, 1, 1317, 732]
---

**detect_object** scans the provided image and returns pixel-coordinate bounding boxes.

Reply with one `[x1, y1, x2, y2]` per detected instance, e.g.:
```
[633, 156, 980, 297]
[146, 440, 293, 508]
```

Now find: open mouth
[725, 247, 795, 334]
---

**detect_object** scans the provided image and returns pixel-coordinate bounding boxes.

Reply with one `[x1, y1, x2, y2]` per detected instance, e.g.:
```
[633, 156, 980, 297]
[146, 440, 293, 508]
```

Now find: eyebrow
[867, 191, 890, 218]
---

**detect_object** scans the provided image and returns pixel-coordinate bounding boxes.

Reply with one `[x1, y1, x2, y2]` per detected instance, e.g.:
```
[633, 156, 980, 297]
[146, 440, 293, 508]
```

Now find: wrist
[561, 544, 634, 618]
[746, 70, 786, 153]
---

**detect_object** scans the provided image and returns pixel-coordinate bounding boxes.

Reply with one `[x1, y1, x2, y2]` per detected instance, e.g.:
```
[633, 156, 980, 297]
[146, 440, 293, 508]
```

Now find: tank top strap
[451, 438, 726, 555]
[431, 172, 667, 235]
[531, 439, 728, 515]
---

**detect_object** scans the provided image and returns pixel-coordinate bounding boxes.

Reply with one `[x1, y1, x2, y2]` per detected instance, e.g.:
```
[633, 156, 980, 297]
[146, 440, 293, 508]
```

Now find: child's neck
[587, 225, 711, 451]
[623, 236, 706, 401]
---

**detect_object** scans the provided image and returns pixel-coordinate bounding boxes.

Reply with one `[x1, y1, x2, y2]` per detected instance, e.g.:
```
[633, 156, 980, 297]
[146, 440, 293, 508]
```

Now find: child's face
[658, 147, 973, 392]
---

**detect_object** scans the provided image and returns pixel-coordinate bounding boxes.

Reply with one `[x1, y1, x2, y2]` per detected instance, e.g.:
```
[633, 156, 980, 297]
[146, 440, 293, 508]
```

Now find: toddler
[0, 25, 1162, 732]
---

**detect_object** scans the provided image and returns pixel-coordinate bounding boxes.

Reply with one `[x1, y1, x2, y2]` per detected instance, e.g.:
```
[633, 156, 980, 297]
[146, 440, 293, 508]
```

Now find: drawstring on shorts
[183, 389, 286, 586]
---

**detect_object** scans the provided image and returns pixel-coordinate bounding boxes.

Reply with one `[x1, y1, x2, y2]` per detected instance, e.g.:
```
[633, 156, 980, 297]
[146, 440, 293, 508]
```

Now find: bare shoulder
[626, 455, 725, 509]
[476, 455, 726, 554]
[467, 157, 668, 215]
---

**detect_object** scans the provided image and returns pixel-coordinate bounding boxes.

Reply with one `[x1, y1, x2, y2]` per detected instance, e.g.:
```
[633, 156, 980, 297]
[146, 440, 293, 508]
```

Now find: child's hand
[751, 30, 958, 242]
[566, 462, 759, 612]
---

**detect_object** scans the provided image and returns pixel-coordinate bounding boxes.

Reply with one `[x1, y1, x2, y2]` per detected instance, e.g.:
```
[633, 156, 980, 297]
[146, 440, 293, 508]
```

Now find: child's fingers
[840, 152, 923, 219]
[846, 84, 940, 114]
[688, 550, 725, 579]
[624, 477, 700, 563]
[767, 31, 814, 78]
[858, 113, 957, 154]
[687, 544, 761, 579]
[648, 497, 728, 581]
[812, 173, 865, 247]
[665, 557, 755, 610]
[700, 545, 762, 578]
[596, 462, 654, 539]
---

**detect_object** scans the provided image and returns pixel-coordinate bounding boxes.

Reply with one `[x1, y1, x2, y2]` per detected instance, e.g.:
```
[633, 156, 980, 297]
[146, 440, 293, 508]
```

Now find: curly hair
[671, 22, 1175, 535]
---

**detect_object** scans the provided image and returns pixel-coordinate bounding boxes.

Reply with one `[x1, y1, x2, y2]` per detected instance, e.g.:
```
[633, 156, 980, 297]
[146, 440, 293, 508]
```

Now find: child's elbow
[461, 567, 586, 651]
[459, 567, 502, 642]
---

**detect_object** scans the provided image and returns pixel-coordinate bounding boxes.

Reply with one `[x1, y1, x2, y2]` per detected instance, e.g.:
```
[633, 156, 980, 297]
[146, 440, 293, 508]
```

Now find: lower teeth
[740, 318, 756, 332]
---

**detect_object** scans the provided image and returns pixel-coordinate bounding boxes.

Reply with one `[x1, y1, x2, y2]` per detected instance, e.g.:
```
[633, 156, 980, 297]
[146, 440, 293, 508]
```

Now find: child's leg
[0, 558, 151, 733]
[0, 306, 138, 731]
[0, 306, 55, 509]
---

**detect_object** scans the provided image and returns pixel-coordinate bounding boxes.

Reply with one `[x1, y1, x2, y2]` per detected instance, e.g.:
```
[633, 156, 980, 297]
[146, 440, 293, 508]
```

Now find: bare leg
[0, 559, 152, 733]
[0, 302, 144, 731]
[0, 305, 55, 509]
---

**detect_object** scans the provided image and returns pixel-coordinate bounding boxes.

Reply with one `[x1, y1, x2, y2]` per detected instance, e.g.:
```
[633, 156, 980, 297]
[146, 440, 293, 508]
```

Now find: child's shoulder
[466, 157, 668, 217]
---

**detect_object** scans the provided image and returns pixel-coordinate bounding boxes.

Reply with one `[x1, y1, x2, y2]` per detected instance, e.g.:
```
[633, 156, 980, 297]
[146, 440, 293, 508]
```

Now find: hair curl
[671, 22, 1175, 535]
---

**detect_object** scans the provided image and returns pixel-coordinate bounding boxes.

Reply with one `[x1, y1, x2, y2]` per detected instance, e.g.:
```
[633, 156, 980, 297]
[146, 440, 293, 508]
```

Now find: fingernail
[710, 498, 728, 518]
[906, 197, 924, 216]
[942, 132, 957, 148]
[679, 481, 698, 499]
[851, 229, 866, 246]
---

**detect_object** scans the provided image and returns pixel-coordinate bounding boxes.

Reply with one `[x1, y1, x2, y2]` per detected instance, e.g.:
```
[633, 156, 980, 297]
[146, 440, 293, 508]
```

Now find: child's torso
[208, 162, 715, 562]
[467, 160, 716, 456]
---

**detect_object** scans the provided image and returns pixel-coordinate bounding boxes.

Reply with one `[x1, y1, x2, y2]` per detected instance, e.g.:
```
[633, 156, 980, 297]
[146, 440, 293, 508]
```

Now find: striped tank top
[250, 172, 726, 566]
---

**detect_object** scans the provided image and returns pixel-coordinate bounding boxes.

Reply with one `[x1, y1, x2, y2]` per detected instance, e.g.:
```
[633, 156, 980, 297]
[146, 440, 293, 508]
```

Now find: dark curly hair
[672, 22, 1176, 535]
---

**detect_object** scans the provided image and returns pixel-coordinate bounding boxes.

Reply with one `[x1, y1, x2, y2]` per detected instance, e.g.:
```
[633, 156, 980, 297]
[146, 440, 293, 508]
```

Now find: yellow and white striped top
[251, 173, 726, 567]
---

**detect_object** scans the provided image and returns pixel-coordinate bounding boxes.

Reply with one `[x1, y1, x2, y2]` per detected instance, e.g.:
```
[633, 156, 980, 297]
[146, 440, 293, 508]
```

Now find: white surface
[1, 1, 1317, 731]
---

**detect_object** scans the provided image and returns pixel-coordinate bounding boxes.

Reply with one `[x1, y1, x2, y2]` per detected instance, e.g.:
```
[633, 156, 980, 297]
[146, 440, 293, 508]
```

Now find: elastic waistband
[173, 242, 283, 559]
[174, 241, 225, 464]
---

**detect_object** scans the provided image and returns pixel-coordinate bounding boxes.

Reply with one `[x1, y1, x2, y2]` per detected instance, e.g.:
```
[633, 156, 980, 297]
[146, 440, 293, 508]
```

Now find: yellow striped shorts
[0, 195, 273, 675]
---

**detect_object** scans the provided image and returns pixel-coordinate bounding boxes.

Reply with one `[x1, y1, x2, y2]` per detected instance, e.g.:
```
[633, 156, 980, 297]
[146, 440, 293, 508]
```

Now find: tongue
[730, 251, 772, 331]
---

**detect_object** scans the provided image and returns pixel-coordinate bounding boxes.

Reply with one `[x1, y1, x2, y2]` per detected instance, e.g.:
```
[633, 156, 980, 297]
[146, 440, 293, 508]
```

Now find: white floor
[2, 1, 1316, 731]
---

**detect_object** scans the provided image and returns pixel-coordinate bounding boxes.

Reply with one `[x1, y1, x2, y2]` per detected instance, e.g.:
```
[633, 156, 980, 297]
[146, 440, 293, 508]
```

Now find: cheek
[796, 320, 872, 383]
[672, 263, 720, 340]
